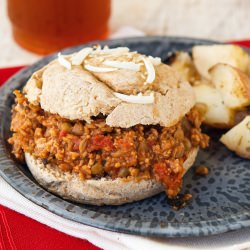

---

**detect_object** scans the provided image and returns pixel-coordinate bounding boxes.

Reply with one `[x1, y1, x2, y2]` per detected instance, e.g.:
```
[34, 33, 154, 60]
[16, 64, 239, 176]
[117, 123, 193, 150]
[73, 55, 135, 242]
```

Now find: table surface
[1, 0, 249, 67]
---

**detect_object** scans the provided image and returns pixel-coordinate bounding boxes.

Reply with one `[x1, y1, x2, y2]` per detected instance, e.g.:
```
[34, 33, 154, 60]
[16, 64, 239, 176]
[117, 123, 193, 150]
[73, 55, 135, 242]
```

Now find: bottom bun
[25, 147, 198, 205]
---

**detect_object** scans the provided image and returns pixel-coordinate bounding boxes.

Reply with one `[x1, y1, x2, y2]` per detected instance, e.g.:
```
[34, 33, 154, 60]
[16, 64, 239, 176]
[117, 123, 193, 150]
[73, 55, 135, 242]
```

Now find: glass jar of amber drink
[7, 0, 111, 54]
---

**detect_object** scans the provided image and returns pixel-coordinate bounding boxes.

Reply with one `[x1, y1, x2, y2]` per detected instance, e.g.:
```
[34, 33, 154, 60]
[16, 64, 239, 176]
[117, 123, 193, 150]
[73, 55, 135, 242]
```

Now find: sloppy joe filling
[8, 90, 209, 198]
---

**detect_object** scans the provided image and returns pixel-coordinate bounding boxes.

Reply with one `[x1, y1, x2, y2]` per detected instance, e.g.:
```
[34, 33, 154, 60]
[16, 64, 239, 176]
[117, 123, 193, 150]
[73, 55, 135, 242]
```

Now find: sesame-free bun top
[24, 46, 195, 128]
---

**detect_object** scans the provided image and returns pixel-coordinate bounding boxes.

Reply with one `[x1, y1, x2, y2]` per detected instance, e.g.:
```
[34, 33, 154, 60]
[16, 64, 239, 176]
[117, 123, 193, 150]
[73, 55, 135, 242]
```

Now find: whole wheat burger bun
[11, 46, 206, 206]
[25, 147, 198, 205]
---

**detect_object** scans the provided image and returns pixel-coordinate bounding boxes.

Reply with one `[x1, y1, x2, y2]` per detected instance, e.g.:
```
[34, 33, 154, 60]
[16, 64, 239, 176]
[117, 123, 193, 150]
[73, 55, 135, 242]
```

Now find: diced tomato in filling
[88, 135, 114, 152]
[72, 138, 80, 151]
[147, 140, 156, 147]
[154, 161, 184, 197]
[59, 130, 68, 138]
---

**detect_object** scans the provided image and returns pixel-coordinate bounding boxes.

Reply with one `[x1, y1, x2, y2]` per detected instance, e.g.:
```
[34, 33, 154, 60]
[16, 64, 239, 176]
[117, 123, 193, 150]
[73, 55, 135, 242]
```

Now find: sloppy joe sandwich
[8, 46, 209, 205]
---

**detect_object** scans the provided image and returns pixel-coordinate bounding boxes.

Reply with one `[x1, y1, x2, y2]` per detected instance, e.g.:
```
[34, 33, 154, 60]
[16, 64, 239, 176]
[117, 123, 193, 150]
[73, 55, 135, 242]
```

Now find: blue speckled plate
[0, 36, 250, 237]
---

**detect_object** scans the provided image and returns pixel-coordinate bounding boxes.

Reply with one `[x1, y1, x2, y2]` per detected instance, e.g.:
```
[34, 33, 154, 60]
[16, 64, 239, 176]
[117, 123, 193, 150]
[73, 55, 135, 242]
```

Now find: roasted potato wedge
[192, 45, 250, 79]
[169, 51, 200, 84]
[210, 63, 250, 109]
[220, 116, 250, 159]
[193, 83, 235, 128]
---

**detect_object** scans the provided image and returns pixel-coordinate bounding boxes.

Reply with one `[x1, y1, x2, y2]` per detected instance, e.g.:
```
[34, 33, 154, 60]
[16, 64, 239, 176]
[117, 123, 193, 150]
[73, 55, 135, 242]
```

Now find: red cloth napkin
[0, 39, 249, 250]
[0, 67, 100, 250]
[230, 39, 250, 48]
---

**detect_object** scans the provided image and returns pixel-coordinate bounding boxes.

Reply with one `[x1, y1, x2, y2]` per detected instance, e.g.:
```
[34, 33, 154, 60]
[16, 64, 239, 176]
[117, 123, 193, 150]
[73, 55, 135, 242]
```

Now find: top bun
[24, 46, 195, 128]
